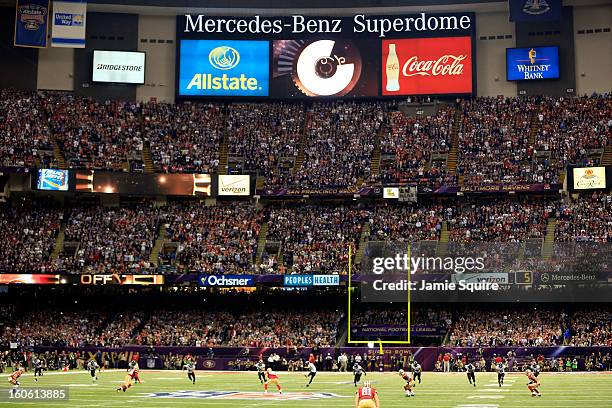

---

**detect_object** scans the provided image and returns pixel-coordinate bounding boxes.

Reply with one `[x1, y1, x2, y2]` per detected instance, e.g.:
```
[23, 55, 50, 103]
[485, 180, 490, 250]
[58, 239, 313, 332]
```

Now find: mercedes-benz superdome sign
[176, 13, 476, 99]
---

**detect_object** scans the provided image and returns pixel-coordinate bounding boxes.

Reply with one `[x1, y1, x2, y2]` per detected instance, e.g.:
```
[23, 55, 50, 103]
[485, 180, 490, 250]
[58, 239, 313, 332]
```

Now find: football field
[1, 370, 611, 407]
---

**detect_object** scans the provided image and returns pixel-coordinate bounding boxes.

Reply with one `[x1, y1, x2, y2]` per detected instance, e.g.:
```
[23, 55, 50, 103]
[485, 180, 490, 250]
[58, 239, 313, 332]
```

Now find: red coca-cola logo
[382, 37, 473, 96]
[403, 55, 466, 77]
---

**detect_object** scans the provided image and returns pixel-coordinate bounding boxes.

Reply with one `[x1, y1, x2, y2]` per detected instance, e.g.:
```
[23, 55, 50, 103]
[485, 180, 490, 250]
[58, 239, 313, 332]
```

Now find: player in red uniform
[355, 381, 380, 408]
[264, 368, 282, 394]
[128, 360, 141, 384]
[8, 367, 24, 387]
[526, 369, 542, 397]
[399, 369, 415, 397]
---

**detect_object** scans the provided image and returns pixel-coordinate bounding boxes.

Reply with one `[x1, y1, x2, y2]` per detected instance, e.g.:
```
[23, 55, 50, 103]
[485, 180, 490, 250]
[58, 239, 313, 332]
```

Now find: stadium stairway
[542, 218, 558, 260]
[52, 136, 67, 170]
[445, 106, 462, 176]
[255, 222, 269, 265]
[353, 223, 371, 267]
[601, 144, 612, 166]
[143, 143, 154, 173]
[292, 112, 311, 176]
[528, 109, 539, 146]
[256, 176, 265, 192]
[51, 227, 65, 261]
[369, 126, 385, 177]
[149, 225, 167, 266]
[218, 137, 229, 175]
[436, 221, 449, 256]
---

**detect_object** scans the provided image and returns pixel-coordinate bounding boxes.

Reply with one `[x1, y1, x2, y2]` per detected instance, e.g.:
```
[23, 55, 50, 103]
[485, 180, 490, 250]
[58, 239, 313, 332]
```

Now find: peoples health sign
[179, 40, 269, 96]
[283, 275, 340, 287]
[506, 46, 559, 81]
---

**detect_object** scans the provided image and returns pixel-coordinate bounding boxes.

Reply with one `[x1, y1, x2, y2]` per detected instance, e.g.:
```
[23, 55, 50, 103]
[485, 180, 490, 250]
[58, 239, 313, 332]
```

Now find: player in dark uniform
[184, 361, 196, 384]
[305, 362, 317, 387]
[466, 363, 476, 387]
[412, 361, 422, 385]
[33, 357, 44, 381]
[87, 360, 99, 383]
[530, 362, 541, 377]
[496, 363, 505, 387]
[353, 363, 365, 387]
[256, 360, 266, 384]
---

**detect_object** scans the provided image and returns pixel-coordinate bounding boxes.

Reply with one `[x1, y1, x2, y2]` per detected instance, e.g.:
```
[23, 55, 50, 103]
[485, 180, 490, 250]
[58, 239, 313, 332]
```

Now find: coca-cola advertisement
[382, 36, 473, 96]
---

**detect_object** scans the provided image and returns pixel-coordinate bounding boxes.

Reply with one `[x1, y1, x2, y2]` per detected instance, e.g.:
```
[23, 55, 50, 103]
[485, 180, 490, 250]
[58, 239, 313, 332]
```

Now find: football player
[305, 361, 317, 387]
[466, 362, 476, 387]
[264, 368, 282, 394]
[184, 360, 196, 384]
[496, 362, 505, 387]
[353, 362, 365, 387]
[412, 360, 422, 384]
[355, 380, 380, 408]
[87, 360, 100, 383]
[256, 360, 266, 384]
[526, 369, 542, 397]
[399, 369, 415, 397]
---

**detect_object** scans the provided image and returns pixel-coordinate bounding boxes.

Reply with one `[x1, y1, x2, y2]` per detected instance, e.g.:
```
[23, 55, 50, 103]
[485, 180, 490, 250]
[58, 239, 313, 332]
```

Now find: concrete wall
[37, 48, 75, 91]
[137, 15, 176, 103]
[475, 11, 517, 97]
[573, 4, 612, 95]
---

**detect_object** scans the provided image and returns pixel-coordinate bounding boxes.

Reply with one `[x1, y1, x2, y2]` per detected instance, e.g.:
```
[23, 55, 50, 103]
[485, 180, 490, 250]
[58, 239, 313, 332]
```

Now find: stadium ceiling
[8, 0, 602, 16]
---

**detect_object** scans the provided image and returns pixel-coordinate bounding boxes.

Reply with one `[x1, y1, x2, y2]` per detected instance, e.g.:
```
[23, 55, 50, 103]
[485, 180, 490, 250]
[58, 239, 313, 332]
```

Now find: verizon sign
[218, 175, 250, 196]
[382, 37, 473, 95]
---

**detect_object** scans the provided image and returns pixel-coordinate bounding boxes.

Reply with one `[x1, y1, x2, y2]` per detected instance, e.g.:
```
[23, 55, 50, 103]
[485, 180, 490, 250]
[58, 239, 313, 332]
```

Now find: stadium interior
[0, 0, 611, 407]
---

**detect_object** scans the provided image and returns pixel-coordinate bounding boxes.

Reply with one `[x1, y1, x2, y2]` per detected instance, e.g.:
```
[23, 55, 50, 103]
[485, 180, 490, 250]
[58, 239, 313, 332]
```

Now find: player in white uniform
[305, 361, 317, 387]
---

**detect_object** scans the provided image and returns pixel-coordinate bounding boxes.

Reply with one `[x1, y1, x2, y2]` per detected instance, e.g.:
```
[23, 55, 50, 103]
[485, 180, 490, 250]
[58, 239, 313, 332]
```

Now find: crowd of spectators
[0, 200, 61, 273]
[448, 307, 567, 347]
[290, 102, 384, 191]
[1, 194, 609, 275]
[58, 205, 160, 274]
[368, 203, 444, 242]
[568, 308, 612, 346]
[135, 310, 339, 348]
[457, 97, 538, 186]
[446, 199, 556, 242]
[160, 202, 262, 274]
[45, 93, 143, 171]
[266, 205, 368, 274]
[555, 192, 611, 242]
[0, 89, 54, 168]
[0, 310, 109, 348]
[2, 304, 609, 349]
[379, 107, 454, 186]
[227, 103, 305, 187]
[2, 89, 610, 191]
[535, 95, 612, 174]
[143, 101, 223, 173]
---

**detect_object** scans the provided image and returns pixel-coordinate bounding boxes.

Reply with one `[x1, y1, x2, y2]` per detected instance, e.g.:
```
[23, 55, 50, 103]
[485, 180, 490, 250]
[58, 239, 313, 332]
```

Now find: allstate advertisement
[178, 40, 269, 96]
[506, 46, 559, 81]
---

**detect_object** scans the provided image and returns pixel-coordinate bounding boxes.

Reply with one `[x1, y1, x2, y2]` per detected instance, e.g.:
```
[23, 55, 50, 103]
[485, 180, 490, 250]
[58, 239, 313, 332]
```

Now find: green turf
[1, 369, 611, 407]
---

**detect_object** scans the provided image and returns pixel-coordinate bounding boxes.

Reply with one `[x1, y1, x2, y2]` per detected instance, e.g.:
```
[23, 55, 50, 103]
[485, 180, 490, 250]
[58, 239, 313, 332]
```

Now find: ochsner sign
[218, 175, 250, 196]
[382, 37, 472, 95]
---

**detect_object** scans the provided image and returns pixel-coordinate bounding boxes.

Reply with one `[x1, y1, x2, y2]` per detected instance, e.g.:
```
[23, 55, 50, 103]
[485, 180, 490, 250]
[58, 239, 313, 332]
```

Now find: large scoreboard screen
[176, 13, 476, 99]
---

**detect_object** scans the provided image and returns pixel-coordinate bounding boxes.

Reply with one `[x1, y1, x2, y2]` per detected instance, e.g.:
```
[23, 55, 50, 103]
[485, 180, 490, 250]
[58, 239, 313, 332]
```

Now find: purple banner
[434, 183, 561, 194]
[351, 325, 446, 338]
[27, 345, 612, 372]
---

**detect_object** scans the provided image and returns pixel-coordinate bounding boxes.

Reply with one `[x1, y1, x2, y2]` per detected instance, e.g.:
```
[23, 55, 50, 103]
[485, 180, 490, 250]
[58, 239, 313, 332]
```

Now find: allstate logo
[209, 46, 240, 70]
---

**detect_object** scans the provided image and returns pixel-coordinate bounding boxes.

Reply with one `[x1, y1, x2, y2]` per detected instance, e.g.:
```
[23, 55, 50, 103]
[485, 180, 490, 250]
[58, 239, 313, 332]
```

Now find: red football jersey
[358, 386, 376, 400]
